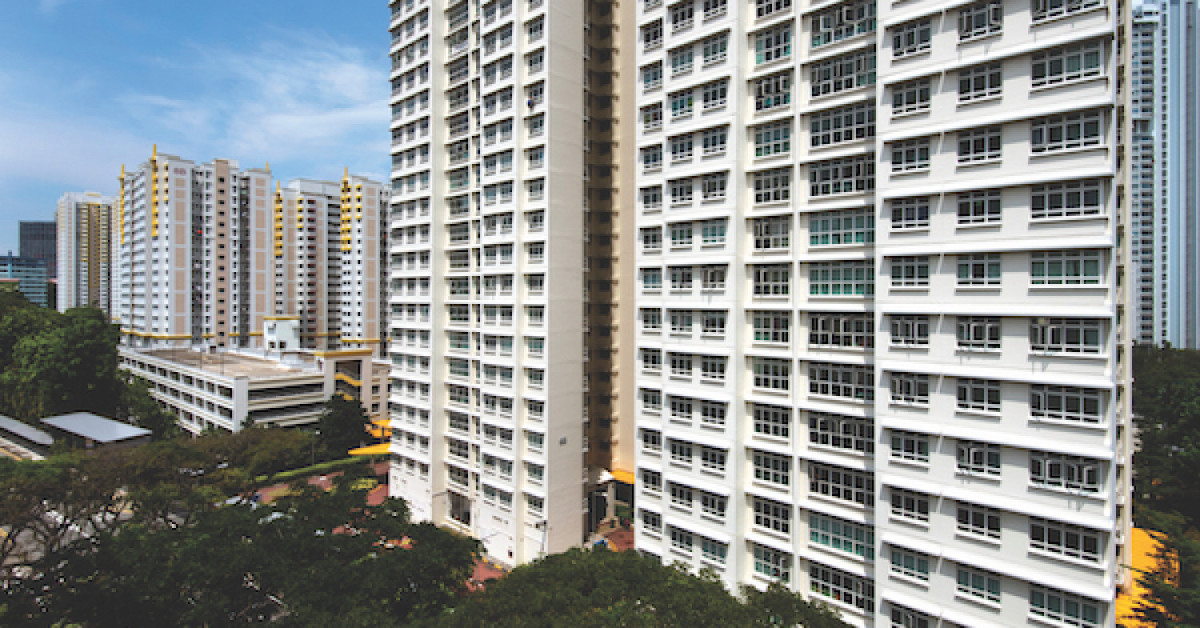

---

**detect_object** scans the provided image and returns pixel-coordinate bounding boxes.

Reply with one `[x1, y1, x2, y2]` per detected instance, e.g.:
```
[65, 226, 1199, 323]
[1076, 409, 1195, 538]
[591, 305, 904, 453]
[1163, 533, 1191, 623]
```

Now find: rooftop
[136, 348, 319, 379]
[42, 412, 150, 444]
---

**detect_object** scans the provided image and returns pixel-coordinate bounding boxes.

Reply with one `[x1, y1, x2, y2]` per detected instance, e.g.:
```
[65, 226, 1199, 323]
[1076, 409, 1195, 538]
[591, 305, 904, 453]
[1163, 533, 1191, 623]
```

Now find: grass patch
[256, 456, 367, 484]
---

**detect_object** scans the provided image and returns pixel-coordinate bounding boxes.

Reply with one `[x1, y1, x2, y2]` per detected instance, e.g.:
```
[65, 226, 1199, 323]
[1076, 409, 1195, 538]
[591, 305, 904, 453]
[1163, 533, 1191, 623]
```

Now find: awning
[349, 443, 391, 456]
[610, 469, 636, 485]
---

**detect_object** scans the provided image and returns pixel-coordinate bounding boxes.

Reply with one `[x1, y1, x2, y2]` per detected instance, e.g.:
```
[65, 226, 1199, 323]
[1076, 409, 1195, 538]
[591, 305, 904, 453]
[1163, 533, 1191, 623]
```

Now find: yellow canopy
[610, 469, 636, 485]
[349, 443, 392, 456]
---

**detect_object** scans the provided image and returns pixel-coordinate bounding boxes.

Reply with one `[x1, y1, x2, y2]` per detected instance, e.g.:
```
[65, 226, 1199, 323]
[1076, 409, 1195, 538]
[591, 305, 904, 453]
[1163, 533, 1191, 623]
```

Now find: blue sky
[0, 0, 389, 254]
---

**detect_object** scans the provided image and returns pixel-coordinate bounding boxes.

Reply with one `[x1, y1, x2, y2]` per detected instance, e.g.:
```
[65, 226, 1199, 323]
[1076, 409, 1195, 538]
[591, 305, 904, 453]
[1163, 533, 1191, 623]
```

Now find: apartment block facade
[56, 192, 112, 312]
[385, 0, 640, 566]
[270, 174, 388, 353]
[631, 1, 1132, 627]
[113, 148, 274, 349]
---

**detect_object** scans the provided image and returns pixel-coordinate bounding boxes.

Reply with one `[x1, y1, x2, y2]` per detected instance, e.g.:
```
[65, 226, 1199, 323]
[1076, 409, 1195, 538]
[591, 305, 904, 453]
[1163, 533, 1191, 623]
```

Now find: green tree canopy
[422, 548, 848, 628]
[316, 395, 372, 460]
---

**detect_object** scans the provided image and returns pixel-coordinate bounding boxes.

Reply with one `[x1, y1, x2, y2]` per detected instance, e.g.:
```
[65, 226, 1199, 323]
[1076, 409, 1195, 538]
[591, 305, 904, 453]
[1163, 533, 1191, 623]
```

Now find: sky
[0, 0, 390, 254]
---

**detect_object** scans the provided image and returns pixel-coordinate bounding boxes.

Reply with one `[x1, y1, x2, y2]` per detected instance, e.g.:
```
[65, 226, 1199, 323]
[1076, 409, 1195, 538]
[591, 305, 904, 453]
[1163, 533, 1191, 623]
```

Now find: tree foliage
[0, 434, 478, 628]
[421, 548, 848, 628]
[316, 395, 372, 460]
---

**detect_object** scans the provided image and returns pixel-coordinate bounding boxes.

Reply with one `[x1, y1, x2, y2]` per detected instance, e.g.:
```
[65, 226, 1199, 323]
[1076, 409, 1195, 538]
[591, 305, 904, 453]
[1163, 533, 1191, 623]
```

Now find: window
[669, 483, 693, 508]
[753, 544, 791, 582]
[669, 352, 693, 377]
[754, 72, 792, 111]
[811, 0, 876, 48]
[753, 450, 791, 485]
[640, 348, 662, 373]
[890, 315, 929, 346]
[701, 537, 727, 564]
[891, 139, 930, 172]
[810, 49, 876, 97]
[752, 216, 790, 251]
[641, 145, 662, 171]
[959, 0, 1003, 40]
[755, 121, 792, 157]
[641, 510, 662, 534]
[1032, 179, 1103, 218]
[890, 372, 930, 406]
[957, 567, 1002, 603]
[1030, 586, 1102, 628]
[959, 62, 1003, 101]
[669, 178, 694, 205]
[1032, 0, 1105, 22]
[755, 25, 792, 64]
[641, 469, 662, 492]
[892, 19, 931, 58]
[957, 316, 1001, 350]
[700, 492, 727, 518]
[1033, 40, 1103, 87]
[891, 488, 930, 523]
[668, 222, 693, 248]
[1030, 317, 1103, 354]
[957, 502, 1001, 539]
[810, 208, 874, 246]
[670, 2, 693, 31]
[669, 439, 693, 464]
[702, 126, 728, 155]
[701, 310, 726, 335]
[956, 440, 1001, 475]
[641, 308, 662, 331]
[958, 189, 1002, 224]
[957, 378, 1001, 413]
[810, 563, 875, 613]
[702, 33, 728, 65]
[753, 311, 790, 343]
[669, 90, 694, 119]
[641, 268, 661, 291]
[753, 168, 791, 204]
[670, 134, 693, 163]
[642, 389, 662, 412]
[1031, 451, 1101, 493]
[756, 0, 792, 19]
[641, 428, 663, 451]
[891, 256, 930, 288]
[890, 430, 929, 462]
[669, 46, 694, 76]
[753, 497, 792, 533]
[701, 219, 727, 245]
[810, 513, 875, 559]
[641, 186, 663, 212]
[810, 462, 874, 506]
[892, 78, 931, 115]
[641, 62, 663, 91]
[642, 104, 663, 131]
[753, 264, 790, 296]
[700, 355, 726, 381]
[702, 173, 727, 200]
[700, 400, 727, 427]
[809, 155, 875, 196]
[809, 313, 873, 348]
[753, 357, 791, 391]
[809, 412, 874, 453]
[641, 227, 662, 252]
[891, 605, 933, 628]
[753, 403, 791, 438]
[1030, 518, 1102, 562]
[1031, 249, 1103, 285]
[891, 548, 930, 581]
[809, 363, 874, 401]
[890, 197, 930, 230]
[1032, 385, 1103, 424]
[810, 102, 875, 147]
[1031, 110, 1103, 153]
[957, 253, 1001, 286]
[958, 126, 1002, 163]
[701, 80, 728, 110]
[700, 446, 727, 472]
[669, 396, 693, 422]
[669, 310, 692, 334]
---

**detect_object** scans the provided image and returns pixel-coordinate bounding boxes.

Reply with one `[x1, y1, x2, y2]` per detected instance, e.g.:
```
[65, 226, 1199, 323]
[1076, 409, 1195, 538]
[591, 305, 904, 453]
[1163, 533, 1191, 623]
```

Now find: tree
[117, 373, 180, 440]
[3, 466, 479, 628]
[1133, 509, 1200, 627]
[316, 396, 372, 460]
[1132, 346, 1200, 523]
[422, 548, 849, 628]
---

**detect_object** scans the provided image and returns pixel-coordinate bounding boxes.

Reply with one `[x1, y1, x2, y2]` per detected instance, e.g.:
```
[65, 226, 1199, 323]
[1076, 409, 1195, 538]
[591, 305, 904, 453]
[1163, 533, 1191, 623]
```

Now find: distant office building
[20, 220, 56, 279]
[0, 254, 48, 307]
[56, 192, 113, 313]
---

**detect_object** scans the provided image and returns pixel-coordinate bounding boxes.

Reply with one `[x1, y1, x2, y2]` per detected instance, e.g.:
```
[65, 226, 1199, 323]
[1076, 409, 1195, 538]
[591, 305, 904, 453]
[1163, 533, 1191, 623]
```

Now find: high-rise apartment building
[1161, 0, 1200, 347]
[55, 193, 112, 313]
[113, 147, 273, 349]
[631, 1, 1132, 627]
[1131, 3, 1168, 346]
[270, 174, 388, 353]
[385, 0, 638, 565]
[21, 220, 57, 279]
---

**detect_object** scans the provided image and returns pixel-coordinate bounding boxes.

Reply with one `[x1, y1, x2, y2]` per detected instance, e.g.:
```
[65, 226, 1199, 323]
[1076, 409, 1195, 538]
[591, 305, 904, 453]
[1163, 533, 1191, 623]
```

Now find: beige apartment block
[56, 191, 114, 313]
